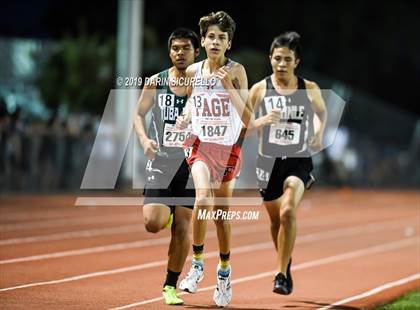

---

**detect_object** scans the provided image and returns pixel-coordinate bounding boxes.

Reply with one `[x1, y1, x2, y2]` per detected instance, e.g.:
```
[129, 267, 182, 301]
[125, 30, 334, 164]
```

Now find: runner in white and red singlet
[176, 11, 252, 307]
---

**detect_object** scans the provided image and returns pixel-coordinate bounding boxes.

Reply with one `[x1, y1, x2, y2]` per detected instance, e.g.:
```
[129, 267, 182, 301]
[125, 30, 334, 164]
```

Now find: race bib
[163, 123, 191, 147]
[269, 122, 300, 145]
[184, 147, 193, 159]
[192, 92, 233, 143]
[199, 120, 229, 143]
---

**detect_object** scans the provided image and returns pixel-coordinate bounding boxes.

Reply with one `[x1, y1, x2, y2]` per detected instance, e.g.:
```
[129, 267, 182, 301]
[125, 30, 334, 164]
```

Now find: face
[270, 47, 299, 78]
[169, 38, 196, 70]
[201, 25, 231, 59]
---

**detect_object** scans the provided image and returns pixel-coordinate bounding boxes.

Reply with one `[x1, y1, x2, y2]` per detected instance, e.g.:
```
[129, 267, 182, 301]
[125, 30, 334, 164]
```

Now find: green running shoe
[162, 285, 183, 305]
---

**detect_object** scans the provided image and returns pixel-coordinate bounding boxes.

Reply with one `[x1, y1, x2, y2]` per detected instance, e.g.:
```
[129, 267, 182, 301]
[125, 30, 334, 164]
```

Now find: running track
[0, 189, 419, 309]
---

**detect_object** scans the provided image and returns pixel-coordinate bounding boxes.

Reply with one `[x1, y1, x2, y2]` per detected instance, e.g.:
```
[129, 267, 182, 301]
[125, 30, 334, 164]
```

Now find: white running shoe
[213, 266, 232, 307]
[179, 263, 204, 293]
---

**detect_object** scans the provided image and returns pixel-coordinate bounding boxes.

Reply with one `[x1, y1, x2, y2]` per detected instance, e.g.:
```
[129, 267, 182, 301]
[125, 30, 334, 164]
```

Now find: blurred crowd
[317, 126, 420, 188]
[1, 96, 419, 193]
[0, 98, 96, 192]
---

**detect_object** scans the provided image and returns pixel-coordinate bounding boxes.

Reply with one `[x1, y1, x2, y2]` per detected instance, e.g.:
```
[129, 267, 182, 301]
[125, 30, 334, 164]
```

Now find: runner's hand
[142, 139, 158, 160]
[309, 133, 323, 152]
[263, 109, 281, 125]
[216, 66, 234, 89]
[176, 114, 190, 130]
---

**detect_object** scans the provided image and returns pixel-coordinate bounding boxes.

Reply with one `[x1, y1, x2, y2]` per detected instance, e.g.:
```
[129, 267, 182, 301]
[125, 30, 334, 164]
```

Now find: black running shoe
[273, 272, 291, 295]
[286, 258, 293, 293]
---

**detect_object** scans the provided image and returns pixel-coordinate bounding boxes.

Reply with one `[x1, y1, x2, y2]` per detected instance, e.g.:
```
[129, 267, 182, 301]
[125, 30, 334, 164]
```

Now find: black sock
[192, 244, 204, 255]
[163, 269, 181, 288]
[219, 251, 230, 262]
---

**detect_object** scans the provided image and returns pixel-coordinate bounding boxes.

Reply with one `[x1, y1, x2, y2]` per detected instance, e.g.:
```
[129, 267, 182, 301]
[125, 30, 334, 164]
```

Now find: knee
[144, 218, 161, 233]
[195, 192, 212, 208]
[280, 201, 296, 225]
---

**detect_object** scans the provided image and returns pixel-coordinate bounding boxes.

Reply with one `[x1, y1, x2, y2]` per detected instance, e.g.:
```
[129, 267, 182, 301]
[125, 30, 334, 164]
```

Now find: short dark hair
[270, 31, 301, 59]
[168, 28, 200, 51]
[199, 11, 236, 41]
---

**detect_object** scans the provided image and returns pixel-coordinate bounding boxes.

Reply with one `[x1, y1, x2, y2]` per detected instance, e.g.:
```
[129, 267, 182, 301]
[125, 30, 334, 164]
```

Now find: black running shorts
[256, 155, 314, 201]
[143, 156, 195, 209]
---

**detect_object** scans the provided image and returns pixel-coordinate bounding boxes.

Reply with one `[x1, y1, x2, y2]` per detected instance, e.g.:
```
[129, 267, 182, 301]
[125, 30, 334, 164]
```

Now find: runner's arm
[305, 80, 327, 151]
[176, 65, 195, 129]
[218, 64, 253, 127]
[134, 75, 159, 158]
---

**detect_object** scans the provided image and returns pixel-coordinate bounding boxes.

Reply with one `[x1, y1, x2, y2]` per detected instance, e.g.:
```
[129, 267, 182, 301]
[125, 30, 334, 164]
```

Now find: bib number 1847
[201, 125, 227, 137]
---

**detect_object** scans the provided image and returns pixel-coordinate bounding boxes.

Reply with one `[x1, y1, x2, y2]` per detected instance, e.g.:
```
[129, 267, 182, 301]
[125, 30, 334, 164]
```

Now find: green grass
[376, 290, 420, 309]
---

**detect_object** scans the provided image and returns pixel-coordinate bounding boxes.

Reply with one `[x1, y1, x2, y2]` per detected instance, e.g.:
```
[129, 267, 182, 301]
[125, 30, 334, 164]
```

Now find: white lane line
[317, 273, 420, 310]
[0, 238, 171, 265]
[0, 224, 267, 265]
[109, 237, 419, 309]
[0, 213, 348, 244]
[75, 197, 264, 206]
[0, 218, 416, 264]
[0, 208, 131, 222]
[0, 214, 140, 232]
[0, 220, 417, 292]
[0, 259, 167, 292]
[0, 240, 272, 292]
[0, 224, 144, 245]
[2, 205, 412, 243]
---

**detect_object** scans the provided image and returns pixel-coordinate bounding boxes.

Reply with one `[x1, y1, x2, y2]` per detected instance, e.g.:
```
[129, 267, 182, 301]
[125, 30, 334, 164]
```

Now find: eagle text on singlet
[190, 60, 243, 146]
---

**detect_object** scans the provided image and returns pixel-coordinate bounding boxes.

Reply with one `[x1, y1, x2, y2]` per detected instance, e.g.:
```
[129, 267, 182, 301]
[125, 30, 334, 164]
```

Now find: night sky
[1, 0, 419, 116]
